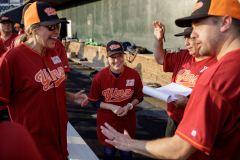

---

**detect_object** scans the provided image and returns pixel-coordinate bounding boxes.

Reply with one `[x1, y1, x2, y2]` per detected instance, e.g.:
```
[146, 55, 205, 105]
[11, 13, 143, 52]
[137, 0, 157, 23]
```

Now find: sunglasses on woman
[43, 23, 61, 31]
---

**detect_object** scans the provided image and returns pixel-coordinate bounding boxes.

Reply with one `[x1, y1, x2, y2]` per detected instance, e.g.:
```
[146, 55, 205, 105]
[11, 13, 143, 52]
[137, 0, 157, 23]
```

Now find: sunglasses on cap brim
[42, 23, 61, 31]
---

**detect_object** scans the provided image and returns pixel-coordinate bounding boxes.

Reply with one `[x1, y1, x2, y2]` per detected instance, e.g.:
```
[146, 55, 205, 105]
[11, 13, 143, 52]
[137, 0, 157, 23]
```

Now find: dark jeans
[103, 145, 132, 160]
[165, 116, 179, 137]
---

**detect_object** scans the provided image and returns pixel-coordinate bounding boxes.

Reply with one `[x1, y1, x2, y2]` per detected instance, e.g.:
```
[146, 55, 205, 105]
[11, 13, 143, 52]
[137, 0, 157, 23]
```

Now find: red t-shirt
[89, 66, 144, 147]
[0, 121, 43, 160]
[164, 50, 217, 123]
[54, 39, 70, 73]
[0, 43, 69, 160]
[176, 49, 240, 159]
[0, 33, 18, 50]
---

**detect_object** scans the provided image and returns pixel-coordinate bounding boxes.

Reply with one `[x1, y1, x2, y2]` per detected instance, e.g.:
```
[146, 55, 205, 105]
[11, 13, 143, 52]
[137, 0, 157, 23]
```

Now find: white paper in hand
[143, 83, 192, 102]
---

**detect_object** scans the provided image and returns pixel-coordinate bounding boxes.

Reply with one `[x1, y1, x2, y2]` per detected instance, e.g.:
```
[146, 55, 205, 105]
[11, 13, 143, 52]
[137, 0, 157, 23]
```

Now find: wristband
[128, 103, 133, 110]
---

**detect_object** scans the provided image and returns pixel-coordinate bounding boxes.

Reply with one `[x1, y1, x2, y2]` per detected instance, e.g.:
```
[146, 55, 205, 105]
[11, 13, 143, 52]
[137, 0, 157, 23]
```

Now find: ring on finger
[111, 137, 115, 141]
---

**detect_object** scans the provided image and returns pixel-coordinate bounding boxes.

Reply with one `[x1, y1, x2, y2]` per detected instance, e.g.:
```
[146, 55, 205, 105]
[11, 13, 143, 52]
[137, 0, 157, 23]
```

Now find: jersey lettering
[35, 67, 65, 91]
[176, 69, 199, 88]
[102, 88, 134, 102]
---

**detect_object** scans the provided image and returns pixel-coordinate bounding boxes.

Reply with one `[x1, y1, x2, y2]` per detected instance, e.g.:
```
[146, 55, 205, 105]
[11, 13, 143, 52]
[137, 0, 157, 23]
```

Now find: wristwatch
[128, 103, 133, 110]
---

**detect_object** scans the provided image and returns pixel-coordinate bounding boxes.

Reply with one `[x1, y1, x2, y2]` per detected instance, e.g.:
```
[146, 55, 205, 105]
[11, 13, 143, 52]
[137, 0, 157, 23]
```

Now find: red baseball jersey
[164, 50, 217, 123]
[18, 28, 25, 35]
[0, 121, 43, 160]
[9, 33, 24, 49]
[54, 39, 70, 73]
[0, 43, 69, 160]
[9, 38, 70, 74]
[89, 65, 144, 147]
[176, 49, 240, 159]
[0, 40, 7, 57]
[0, 33, 18, 50]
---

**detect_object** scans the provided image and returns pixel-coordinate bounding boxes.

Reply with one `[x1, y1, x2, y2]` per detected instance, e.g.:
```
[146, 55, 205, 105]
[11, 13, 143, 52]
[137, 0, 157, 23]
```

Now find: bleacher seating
[67, 122, 99, 160]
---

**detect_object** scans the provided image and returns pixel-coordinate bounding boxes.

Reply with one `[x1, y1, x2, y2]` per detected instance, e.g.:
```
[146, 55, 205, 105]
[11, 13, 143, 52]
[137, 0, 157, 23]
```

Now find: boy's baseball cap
[175, 0, 240, 27]
[24, 1, 68, 27]
[174, 27, 193, 37]
[0, 15, 13, 23]
[105, 41, 125, 57]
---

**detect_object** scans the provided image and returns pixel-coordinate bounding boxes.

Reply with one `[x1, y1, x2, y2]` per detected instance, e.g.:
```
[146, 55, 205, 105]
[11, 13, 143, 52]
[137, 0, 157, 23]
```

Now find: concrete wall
[56, 0, 196, 52]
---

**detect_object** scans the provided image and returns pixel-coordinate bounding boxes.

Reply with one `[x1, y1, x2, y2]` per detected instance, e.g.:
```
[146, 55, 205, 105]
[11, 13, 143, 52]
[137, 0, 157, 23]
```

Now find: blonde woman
[0, 2, 88, 160]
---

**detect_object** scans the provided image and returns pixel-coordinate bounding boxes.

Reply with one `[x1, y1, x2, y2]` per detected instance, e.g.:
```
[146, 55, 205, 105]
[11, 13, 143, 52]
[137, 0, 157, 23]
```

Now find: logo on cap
[192, 1, 203, 13]
[2, 17, 9, 20]
[109, 44, 121, 50]
[44, 7, 57, 16]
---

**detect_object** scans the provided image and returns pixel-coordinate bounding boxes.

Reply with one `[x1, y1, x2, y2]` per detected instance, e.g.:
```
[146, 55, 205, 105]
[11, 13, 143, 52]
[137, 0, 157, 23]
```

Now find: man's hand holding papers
[142, 83, 192, 103]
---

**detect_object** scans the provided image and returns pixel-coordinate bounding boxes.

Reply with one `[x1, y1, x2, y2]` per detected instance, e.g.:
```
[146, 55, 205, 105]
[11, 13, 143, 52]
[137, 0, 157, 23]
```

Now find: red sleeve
[54, 39, 70, 73]
[0, 42, 7, 57]
[0, 51, 23, 105]
[0, 57, 12, 105]
[175, 84, 233, 155]
[163, 50, 189, 72]
[0, 121, 43, 160]
[89, 73, 104, 102]
[133, 72, 144, 99]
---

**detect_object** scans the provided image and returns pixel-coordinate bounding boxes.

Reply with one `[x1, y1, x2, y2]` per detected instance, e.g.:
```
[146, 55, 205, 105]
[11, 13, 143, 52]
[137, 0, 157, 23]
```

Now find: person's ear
[220, 15, 232, 33]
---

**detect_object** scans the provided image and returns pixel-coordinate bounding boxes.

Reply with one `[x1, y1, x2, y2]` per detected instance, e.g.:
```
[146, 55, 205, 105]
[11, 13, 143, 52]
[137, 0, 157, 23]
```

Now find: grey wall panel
[56, 0, 196, 52]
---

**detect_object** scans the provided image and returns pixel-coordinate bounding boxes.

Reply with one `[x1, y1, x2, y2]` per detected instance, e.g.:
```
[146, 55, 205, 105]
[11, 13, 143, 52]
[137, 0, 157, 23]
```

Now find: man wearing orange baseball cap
[100, 0, 240, 159]
[13, 23, 22, 34]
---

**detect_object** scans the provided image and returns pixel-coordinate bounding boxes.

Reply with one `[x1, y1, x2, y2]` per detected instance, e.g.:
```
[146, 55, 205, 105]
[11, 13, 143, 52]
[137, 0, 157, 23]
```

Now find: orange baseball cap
[175, 0, 240, 27]
[14, 23, 20, 28]
[20, 3, 32, 24]
[24, 1, 68, 27]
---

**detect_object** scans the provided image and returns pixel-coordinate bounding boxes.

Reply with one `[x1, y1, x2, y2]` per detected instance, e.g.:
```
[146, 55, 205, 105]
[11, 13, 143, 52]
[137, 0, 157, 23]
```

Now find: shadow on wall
[77, 43, 85, 59]
[133, 63, 142, 80]
[92, 51, 105, 67]
[72, 32, 78, 39]
[123, 61, 142, 80]
[64, 41, 70, 53]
